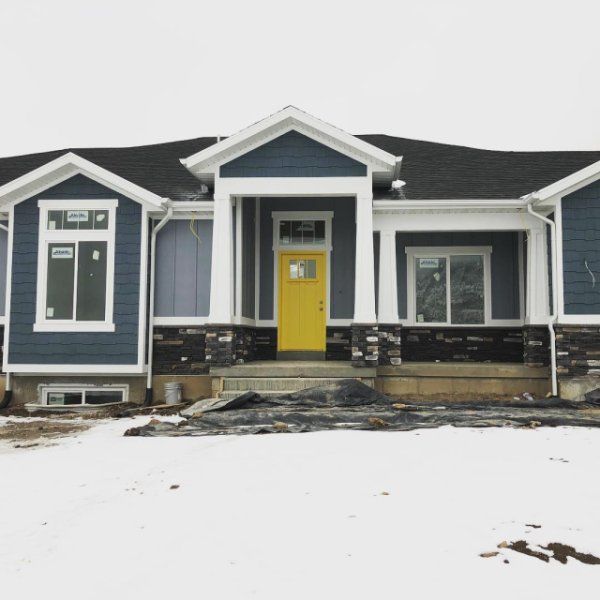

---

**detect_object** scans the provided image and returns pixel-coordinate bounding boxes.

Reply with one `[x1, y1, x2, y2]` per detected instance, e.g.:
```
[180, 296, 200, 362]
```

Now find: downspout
[0, 221, 10, 409]
[144, 202, 173, 406]
[526, 196, 558, 397]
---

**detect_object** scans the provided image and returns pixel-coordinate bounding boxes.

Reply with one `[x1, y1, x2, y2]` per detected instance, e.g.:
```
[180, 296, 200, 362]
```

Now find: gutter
[144, 202, 174, 406]
[525, 194, 559, 397]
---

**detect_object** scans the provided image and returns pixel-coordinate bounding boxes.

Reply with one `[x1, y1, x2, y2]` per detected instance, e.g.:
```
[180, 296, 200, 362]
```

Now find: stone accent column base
[205, 326, 256, 367]
[523, 325, 550, 367]
[378, 325, 402, 366]
[556, 326, 600, 379]
[351, 324, 379, 367]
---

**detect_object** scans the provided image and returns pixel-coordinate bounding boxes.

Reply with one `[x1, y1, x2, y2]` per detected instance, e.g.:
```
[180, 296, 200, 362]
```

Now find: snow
[1, 419, 599, 599]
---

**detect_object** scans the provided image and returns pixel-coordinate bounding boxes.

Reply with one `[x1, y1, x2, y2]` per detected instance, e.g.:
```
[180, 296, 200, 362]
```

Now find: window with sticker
[35, 201, 117, 332]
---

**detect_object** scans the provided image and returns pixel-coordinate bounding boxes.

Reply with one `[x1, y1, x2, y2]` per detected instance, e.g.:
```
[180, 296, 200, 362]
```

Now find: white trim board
[0, 152, 166, 210]
[181, 106, 397, 176]
[271, 211, 334, 325]
[34, 200, 117, 333]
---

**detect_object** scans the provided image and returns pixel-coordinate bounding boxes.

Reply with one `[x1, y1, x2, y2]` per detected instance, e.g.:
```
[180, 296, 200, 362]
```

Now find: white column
[353, 194, 377, 323]
[209, 194, 234, 324]
[378, 230, 398, 323]
[526, 226, 550, 324]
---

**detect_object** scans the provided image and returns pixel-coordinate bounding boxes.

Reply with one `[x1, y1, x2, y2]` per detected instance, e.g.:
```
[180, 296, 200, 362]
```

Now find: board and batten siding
[154, 219, 213, 317]
[396, 231, 522, 321]
[241, 198, 256, 319]
[7, 174, 142, 365]
[220, 131, 367, 178]
[562, 179, 600, 314]
[259, 197, 356, 321]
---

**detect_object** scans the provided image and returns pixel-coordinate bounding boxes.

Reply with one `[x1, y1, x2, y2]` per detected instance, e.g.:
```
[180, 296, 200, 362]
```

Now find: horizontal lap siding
[8, 174, 141, 365]
[395, 231, 521, 320]
[220, 131, 367, 178]
[154, 219, 212, 317]
[562, 180, 600, 314]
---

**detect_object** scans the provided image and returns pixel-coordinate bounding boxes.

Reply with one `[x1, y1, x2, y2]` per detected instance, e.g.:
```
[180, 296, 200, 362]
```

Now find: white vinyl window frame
[38, 383, 129, 406]
[406, 246, 493, 327]
[34, 199, 118, 332]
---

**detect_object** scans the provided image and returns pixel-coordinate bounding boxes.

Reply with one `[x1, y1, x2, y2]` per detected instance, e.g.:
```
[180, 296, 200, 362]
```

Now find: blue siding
[220, 131, 367, 178]
[259, 197, 356, 320]
[562, 180, 600, 314]
[396, 231, 521, 320]
[8, 174, 142, 365]
[155, 219, 213, 317]
[242, 198, 256, 319]
[0, 228, 7, 316]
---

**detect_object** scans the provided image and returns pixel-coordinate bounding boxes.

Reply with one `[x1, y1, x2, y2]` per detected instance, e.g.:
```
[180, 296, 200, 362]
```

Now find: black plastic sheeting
[124, 380, 600, 438]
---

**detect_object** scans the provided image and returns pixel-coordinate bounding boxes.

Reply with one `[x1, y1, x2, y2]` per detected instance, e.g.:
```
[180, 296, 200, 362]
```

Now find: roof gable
[182, 106, 398, 185]
[0, 152, 166, 209]
[220, 130, 367, 178]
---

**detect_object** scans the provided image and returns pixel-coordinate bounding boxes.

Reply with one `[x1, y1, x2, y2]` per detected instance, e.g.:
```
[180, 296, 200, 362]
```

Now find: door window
[289, 258, 317, 280]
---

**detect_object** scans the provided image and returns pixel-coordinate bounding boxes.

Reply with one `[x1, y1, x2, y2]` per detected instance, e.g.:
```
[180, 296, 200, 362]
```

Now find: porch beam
[353, 194, 377, 323]
[208, 194, 234, 324]
[377, 230, 399, 323]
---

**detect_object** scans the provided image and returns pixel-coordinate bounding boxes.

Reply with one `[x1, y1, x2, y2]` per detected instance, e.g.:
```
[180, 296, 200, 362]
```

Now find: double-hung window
[35, 200, 117, 332]
[407, 247, 492, 325]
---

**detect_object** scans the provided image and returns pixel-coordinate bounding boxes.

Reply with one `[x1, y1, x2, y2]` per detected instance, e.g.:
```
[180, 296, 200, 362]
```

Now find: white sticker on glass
[419, 258, 439, 268]
[96, 213, 106, 222]
[92, 250, 100, 261]
[51, 247, 74, 259]
[66, 210, 89, 222]
[46, 307, 54, 317]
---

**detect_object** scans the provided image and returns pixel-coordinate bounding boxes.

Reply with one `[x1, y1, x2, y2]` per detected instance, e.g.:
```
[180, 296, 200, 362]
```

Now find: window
[408, 247, 491, 325]
[279, 220, 325, 245]
[35, 200, 117, 332]
[289, 258, 317, 279]
[40, 384, 128, 406]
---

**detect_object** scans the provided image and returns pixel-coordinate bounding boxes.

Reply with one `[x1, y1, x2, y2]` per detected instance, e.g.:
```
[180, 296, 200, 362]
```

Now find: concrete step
[222, 377, 358, 392]
[219, 390, 298, 401]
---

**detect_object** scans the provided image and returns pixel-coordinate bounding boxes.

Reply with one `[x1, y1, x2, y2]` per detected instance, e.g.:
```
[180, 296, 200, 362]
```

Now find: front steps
[218, 377, 373, 400]
[210, 361, 377, 400]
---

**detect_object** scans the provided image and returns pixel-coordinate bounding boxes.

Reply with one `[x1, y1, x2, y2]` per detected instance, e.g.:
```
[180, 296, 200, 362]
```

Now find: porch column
[377, 230, 398, 323]
[209, 194, 234, 324]
[526, 225, 550, 324]
[353, 194, 377, 323]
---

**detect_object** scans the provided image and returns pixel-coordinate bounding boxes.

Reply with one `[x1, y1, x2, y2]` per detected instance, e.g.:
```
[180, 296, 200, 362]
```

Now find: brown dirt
[507, 540, 600, 565]
[0, 419, 90, 446]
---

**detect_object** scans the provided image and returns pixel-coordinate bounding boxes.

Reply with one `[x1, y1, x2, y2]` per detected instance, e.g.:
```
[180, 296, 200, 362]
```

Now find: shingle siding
[7, 174, 142, 365]
[220, 131, 367, 178]
[562, 180, 600, 315]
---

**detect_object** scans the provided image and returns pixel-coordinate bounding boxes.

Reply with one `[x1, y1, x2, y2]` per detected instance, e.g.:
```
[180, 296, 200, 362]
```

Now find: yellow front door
[278, 252, 326, 351]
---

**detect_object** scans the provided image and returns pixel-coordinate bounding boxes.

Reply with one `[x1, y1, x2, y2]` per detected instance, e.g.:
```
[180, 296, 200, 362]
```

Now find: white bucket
[164, 382, 183, 405]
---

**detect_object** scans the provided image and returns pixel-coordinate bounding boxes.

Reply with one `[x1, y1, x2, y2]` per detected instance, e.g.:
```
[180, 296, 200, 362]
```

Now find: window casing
[39, 384, 128, 406]
[35, 200, 118, 332]
[406, 247, 492, 326]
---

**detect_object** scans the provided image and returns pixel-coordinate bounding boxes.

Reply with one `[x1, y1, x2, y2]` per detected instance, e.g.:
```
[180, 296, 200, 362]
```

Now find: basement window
[34, 200, 118, 333]
[40, 385, 128, 406]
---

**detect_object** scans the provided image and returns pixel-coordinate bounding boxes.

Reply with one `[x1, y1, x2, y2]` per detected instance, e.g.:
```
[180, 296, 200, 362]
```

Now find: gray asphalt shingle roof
[0, 134, 598, 201]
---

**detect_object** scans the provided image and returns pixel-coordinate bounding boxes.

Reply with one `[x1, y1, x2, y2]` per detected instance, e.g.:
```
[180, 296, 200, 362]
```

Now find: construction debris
[123, 379, 600, 438]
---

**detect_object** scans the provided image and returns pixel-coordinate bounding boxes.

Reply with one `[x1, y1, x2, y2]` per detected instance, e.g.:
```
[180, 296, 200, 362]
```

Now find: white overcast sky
[1, 0, 599, 157]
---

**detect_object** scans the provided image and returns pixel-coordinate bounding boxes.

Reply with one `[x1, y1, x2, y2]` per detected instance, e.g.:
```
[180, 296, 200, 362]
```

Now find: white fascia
[0, 152, 167, 211]
[531, 159, 600, 203]
[373, 198, 527, 211]
[180, 106, 398, 176]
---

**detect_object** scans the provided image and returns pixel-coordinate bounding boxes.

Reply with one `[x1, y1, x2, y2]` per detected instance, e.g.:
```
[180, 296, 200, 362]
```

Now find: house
[0, 106, 599, 407]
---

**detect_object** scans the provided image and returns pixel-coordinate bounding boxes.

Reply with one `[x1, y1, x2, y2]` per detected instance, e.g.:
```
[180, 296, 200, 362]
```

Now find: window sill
[33, 322, 116, 333]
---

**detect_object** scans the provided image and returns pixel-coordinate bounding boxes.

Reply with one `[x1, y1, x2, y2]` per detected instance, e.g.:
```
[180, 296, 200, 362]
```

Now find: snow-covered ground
[1, 418, 599, 599]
